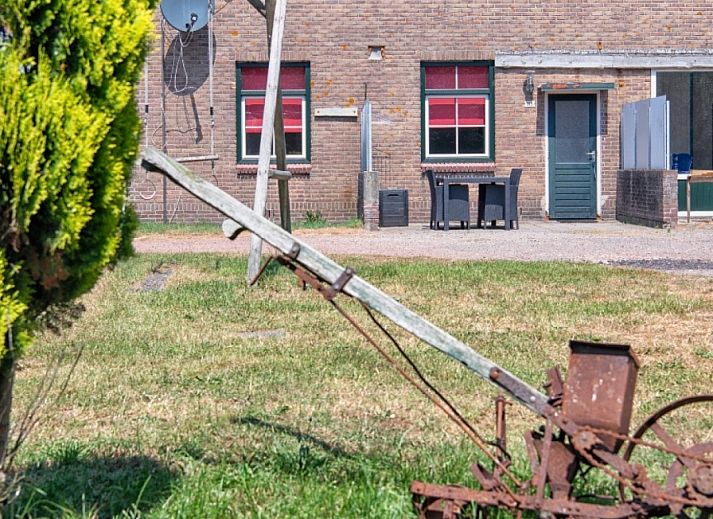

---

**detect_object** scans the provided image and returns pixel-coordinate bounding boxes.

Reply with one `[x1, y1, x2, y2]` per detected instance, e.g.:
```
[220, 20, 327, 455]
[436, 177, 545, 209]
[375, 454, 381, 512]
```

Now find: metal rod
[160, 17, 168, 224]
[144, 61, 149, 148]
[495, 396, 507, 456]
[175, 155, 220, 163]
[208, 0, 216, 181]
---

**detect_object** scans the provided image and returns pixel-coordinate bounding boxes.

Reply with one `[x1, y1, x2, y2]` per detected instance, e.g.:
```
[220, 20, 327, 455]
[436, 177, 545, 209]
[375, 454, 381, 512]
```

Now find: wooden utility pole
[246, 0, 287, 282]
[266, 0, 292, 233]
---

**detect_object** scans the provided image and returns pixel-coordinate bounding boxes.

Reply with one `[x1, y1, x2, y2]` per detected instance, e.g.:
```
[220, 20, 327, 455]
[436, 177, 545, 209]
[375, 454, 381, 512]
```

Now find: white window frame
[240, 94, 307, 161]
[424, 94, 490, 159]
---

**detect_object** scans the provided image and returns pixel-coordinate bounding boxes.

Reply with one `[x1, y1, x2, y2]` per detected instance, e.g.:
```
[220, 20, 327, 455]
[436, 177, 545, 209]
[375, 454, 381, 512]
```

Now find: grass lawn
[6, 254, 713, 518]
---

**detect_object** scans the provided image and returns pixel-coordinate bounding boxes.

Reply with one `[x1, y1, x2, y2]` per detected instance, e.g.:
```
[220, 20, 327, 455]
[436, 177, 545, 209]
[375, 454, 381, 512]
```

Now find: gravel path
[134, 221, 713, 275]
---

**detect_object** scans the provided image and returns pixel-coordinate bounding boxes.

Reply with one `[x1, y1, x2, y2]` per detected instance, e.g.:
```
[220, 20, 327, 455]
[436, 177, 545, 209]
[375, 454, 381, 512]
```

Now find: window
[237, 63, 310, 162]
[656, 71, 713, 212]
[421, 62, 494, 161]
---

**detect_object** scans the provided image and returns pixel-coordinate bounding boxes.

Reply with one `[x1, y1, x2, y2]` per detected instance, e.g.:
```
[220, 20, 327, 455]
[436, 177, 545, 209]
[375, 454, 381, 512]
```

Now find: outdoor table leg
[504, 182, 511, 230]
[477, 184, 485, 228]
[687, 176, 691, 224]
[443, 178, 450, 231]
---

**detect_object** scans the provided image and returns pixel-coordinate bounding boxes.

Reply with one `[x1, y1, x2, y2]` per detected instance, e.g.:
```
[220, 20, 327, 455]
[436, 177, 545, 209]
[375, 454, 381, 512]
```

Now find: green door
[548, 94, 597, 219]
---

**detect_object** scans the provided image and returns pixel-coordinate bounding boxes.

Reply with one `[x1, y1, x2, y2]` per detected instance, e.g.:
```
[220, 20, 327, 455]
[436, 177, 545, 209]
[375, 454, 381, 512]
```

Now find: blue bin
[672, 153, 692, 173]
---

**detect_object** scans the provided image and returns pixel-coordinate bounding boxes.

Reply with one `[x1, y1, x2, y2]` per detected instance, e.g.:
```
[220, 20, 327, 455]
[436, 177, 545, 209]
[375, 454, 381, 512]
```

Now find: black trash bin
[379, 189, 409, 227]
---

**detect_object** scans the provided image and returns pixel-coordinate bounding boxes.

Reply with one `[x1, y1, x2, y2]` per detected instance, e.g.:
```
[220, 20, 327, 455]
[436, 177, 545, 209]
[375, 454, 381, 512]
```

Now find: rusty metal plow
[251, 248, 713, 519]
[142, 147, 713, 519]
[411, 366, 713, 519]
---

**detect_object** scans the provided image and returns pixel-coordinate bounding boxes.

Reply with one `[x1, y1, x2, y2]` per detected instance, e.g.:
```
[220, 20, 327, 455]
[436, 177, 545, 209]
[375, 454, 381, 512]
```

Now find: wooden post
[246, 0, 287, 282]
[362, 170, 379, 231]
[266, 0, 292, 233]
[142, 147, 551, 418]
[687, 175, 691, 224]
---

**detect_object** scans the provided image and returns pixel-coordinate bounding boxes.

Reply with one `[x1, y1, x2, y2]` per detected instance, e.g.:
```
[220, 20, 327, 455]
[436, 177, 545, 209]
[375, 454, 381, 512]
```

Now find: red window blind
[241, 66, 305, 90]
[428, 98, 456, 126]
[244, 98, 264, 133]
[425, 65, 488, 90]
[280, 67, 305, 90]
[428, 98, 485, 127]
[458, 98, 485, 126]
[458, 66, 488, 89]
[242, 68, 268, 90]
[425, 66, 456, 90]
[244, 98, 303, 133]
[282, 98, 302, 133]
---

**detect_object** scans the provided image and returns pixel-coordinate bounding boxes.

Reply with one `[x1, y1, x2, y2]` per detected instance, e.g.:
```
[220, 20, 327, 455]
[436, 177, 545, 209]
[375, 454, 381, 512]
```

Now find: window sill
[236, 163, 312, 176]
[421, 162, 496, 173]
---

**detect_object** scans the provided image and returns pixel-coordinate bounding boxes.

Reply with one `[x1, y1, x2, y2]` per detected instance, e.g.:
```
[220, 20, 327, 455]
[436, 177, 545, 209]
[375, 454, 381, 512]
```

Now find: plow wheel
[618, 395, 713, 517]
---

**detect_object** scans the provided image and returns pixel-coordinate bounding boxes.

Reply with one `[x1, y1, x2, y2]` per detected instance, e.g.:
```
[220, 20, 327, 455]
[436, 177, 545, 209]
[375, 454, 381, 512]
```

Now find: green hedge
[0, 0, 157, 355]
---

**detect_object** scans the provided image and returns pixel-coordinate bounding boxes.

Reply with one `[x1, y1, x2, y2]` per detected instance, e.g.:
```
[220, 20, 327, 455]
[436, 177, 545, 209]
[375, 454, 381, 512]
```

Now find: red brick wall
[495, 68, 651, 219]
[131, 1, 713, 223]
[617, 169, 679, 228]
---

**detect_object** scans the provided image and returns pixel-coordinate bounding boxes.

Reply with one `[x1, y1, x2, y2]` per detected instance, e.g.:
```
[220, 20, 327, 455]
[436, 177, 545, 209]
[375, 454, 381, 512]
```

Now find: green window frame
[236, 62, 311, 163]
[421, 61, 495, 162]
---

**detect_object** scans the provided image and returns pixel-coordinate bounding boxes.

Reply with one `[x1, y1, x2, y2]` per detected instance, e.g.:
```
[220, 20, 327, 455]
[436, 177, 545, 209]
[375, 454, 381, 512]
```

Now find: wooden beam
[265, 0, 292, 233]
[245, 0, 266, 17]
[268, 169, 292, 180]
[246, 0, 287, 282]
[222, 219, 244, 240]
[141, 147, 551, 417]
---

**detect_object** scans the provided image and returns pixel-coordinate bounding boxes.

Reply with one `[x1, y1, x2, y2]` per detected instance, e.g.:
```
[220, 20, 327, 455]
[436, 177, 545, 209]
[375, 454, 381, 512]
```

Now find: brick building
[131, 1, 713, 223]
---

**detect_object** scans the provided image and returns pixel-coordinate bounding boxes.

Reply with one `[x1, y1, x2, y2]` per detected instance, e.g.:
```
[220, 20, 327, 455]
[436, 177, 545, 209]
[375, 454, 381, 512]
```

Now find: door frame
[544, 91, 602, 218]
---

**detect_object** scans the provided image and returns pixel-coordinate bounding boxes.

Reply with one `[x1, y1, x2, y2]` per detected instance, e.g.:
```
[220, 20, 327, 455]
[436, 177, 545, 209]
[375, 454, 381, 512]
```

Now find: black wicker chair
[477, 168, 522, 230]
[425, 170, 470, 230]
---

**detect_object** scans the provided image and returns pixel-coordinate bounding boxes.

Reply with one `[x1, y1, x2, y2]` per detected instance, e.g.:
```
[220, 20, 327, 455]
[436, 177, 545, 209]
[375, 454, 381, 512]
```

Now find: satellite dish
[160, 0, 210, 32]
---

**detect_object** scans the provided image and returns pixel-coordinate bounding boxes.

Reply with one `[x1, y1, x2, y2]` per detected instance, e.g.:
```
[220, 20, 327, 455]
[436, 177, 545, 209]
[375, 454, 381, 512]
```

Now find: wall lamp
[524, 70, 536, 107]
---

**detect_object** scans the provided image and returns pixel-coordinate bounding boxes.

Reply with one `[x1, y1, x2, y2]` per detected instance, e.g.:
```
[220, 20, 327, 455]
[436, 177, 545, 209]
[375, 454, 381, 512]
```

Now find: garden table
[686, 170, 713, 223]
[434, 173, 513, 230]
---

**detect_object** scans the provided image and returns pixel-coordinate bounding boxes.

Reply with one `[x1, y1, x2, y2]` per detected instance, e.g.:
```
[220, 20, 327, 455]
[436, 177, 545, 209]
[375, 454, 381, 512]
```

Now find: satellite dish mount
[160, 0, 210, 32]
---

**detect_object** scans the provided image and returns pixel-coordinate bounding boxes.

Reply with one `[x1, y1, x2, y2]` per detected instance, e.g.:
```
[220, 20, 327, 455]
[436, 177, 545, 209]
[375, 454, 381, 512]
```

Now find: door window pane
[555, 100, 590, 163]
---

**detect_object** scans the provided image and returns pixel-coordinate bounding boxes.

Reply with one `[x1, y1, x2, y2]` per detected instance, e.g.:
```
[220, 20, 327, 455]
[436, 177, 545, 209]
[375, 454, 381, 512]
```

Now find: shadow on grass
[6, 453, 180, 518]
[247, 257, 290, 286]
[232, 416, 354, 460]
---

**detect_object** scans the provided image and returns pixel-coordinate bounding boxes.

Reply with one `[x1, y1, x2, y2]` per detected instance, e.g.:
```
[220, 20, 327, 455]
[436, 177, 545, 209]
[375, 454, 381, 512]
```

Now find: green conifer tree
[0, 0, 156, 474]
